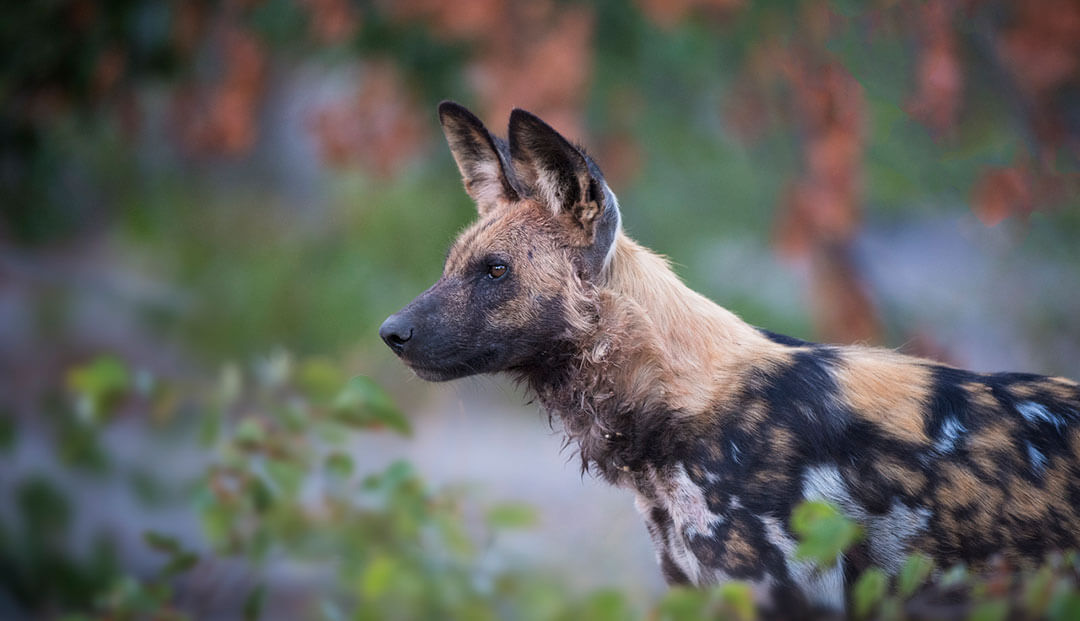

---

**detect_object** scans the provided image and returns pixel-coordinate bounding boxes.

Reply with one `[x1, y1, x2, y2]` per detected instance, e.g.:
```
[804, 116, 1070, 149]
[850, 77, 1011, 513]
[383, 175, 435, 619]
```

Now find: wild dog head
[379, 102, 622, 381]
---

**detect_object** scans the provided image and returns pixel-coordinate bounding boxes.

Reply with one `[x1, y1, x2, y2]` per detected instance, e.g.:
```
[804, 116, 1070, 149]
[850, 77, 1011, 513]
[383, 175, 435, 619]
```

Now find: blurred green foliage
[4, 0, 1077, 359]
[6, 355, 1080, 619]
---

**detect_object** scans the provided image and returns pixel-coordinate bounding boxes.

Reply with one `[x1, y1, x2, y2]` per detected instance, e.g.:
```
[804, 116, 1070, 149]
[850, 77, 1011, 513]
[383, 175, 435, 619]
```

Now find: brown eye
[487, 264, 508, 279]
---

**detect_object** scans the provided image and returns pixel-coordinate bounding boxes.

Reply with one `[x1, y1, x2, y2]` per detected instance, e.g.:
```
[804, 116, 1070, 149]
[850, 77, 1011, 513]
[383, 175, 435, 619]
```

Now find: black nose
[379, 314, 413, 353]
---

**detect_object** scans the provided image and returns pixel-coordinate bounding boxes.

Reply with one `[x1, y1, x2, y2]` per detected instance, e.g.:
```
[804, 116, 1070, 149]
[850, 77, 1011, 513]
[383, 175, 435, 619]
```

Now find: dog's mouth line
[401, 351, 499, 378]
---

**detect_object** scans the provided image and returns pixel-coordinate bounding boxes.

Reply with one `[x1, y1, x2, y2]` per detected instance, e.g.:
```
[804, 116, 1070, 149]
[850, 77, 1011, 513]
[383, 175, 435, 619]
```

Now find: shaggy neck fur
[519, 232, 781, 482]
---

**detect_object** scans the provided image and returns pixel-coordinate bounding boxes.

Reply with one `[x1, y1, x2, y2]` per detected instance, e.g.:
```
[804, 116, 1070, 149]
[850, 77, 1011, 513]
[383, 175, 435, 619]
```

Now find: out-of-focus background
[1, 0, 1078, 618]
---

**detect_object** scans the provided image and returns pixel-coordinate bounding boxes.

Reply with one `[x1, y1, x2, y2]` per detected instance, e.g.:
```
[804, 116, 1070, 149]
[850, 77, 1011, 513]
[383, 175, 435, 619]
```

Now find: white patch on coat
[761, 516, 845, 612]
[1028, 443, 1048, 475]
[801, 464, 931, 574]
[636, 464, 729, 586]
[802, 465, 858, 515]
[871, 502, 932, 573]
[664, 463, 726, 538]
[635, 493, 699, 581]
[1017, 401, 1067, 430]
[933, 416, 967, 455]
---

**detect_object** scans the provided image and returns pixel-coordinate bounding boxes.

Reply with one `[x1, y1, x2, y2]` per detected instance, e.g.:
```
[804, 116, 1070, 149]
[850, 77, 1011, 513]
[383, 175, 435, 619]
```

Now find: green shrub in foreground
[6, 354, 1080, 620]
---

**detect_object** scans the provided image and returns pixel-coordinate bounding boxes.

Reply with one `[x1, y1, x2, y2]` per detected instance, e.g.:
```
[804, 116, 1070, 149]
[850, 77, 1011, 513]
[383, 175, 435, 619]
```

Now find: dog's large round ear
[438, 101, 519, 214]
[509, 108, 621, 274]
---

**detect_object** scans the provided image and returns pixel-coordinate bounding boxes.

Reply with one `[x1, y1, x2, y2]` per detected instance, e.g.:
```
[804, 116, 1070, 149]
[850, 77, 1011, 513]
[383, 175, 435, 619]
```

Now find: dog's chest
[627, 459, 908, 611]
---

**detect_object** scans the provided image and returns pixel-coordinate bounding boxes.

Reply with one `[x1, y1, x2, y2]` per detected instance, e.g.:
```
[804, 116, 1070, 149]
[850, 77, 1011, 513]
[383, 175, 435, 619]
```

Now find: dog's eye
[487, 264, 508, 280]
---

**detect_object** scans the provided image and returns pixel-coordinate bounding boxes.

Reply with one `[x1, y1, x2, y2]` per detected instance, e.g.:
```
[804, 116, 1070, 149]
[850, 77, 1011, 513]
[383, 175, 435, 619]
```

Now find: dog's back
[629, 336, 1080, 609]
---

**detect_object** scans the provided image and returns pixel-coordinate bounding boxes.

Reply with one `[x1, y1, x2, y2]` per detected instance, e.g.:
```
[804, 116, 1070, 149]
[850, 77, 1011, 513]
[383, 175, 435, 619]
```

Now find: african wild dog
[379, 102, 1080, 612]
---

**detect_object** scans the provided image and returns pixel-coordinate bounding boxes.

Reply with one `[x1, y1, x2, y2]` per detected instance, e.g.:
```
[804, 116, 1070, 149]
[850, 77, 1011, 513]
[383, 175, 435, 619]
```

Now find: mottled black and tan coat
[379, 102, 1080, 612]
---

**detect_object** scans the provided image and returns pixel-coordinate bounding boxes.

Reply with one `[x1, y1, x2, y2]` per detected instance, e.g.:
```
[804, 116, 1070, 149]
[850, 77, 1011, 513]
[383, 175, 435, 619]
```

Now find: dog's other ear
[438, 101, 519, 214]
[508, 109, 595, 217]
[509, 108, 620, 274]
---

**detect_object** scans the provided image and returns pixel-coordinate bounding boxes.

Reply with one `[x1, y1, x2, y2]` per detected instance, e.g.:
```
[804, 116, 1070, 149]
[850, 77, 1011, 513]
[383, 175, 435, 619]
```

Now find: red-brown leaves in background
[997, 0, 1080, 101]
[384, 0, 506, 41]
[467, 2, 595, 140]
[388, 0, 596, 156]
[731, 1, 880, 345]
[636, 0, 744, 30]
[91, 47, 126, 99]
[907, 0, 963, 134]
[810, 244, 880, 346]
[173, 1, 209, 57]
[774, 59, 865, 256]
[971, 165, 1034, 227]
[774, 53, 879, 344]
[996, 0, 1080, 151]
[175, 26, 266, 156]
[299, 0, 359, 45]
[308, 62, 427, 177]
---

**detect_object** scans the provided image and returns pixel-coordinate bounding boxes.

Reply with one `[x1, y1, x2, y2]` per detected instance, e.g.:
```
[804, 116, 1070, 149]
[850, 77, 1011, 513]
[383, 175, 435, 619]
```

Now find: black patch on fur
[923, 365, 976, 444]
[660, 552, 691, 585]
[757, 347, 850, 460]
[438, 101, 526, 201]
[757, 328, 815, 347]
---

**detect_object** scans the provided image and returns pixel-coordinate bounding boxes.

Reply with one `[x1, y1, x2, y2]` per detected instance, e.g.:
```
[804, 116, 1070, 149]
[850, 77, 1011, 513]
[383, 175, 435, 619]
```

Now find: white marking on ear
[528, 170, 559, 215]
[468, 157, 511, 209]
[600, 184, 622, 272]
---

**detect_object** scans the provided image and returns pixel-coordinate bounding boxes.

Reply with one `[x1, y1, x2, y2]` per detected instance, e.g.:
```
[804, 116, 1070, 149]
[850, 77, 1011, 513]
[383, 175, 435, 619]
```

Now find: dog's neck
[519, 233, 779, 480]
[597, 234, 776, 415]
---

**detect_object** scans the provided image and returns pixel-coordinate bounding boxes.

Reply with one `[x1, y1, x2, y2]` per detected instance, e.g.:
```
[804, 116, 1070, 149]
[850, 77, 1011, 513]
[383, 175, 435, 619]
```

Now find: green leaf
[200, 500, 232, 546]
[235, 417, 266, 449]
[852, 568, 888, 619]
[332, 376, 411, 436]
[243, 582, 266, 621]
[199, 407, 223, 446]
[325, 452, 355, 479]
[486, 502, 538, 530]
[897, 553, 934, 597]
[1022, 565, 1054, 616]
[969, 599, 1009, 621]
[250, 475, 275, 513]
[879, 597, 904, 621]
[1064, 550, 1078, 570]
[579, 589, 631, 621]
[162, 551, 199, 577]
[791, 500, 862, 565]
[67, 355, 131, 419]
[656, 587, 711, 621]
[939, 564, 969, 589]
[717, 581, 757, 621]
[0, 412, 16, 454]
[266, 458, 304, 496]
[297, 357, 345, 403]
[143, 530, 183, 555]
[1050, 591, 1080, 621]
[361, 556, 399, 600]
[218, 363, 243, 407]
